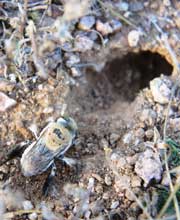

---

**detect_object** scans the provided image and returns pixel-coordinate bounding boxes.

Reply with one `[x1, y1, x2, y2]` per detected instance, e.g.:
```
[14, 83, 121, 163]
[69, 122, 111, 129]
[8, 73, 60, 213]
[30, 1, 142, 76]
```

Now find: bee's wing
[21, 138, 55, 176]
[21, 122, 74, 176]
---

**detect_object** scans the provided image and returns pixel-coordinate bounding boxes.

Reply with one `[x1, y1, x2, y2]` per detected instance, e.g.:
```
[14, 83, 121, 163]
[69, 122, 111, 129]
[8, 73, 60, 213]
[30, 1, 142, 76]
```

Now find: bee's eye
[53, 128, 62, 139]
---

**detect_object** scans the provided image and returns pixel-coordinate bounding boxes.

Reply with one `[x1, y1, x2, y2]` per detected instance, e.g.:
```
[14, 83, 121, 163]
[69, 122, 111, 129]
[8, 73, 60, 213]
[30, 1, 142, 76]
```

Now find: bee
[1, 116, 77, 195]
[21, 116, 77, 177]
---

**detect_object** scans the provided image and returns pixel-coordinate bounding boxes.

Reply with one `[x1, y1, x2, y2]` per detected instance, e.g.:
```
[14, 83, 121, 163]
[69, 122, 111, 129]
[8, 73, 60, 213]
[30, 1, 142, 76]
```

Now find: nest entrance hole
[103, 51, 173, 101]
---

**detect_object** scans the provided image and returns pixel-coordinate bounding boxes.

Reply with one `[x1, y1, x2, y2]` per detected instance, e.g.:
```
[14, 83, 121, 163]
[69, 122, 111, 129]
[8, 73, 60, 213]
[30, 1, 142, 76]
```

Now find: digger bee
[20, 116, 78, 177]
[0, 116, 77, 195]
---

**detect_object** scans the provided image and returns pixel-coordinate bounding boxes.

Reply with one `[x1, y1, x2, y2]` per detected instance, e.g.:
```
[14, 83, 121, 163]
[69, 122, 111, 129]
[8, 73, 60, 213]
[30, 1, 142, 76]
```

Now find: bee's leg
[42, 163, 57, 196]
[0, 142, 28, 166]
[57, 155, 77, 167]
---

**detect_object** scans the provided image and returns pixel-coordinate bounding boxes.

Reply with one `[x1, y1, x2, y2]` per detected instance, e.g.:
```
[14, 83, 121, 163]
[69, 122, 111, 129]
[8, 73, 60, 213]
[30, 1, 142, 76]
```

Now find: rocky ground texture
[0, 0, 180, 220]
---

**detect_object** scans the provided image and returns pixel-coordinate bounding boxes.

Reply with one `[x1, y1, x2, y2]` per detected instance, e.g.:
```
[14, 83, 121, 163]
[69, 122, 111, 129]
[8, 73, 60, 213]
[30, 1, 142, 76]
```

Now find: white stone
[114, 175, 131, 191]
[150, 76, 172, 104]
[128, 30, 140, 47]
[116, 2, 129, 11]
[163, 0, 171, 6]
[29, 212, 38, 220]
[0, 92, 16, 112]
[110, 200, 119, 209]
[123, 131, 134, 144]
[135, 149, 162, 186]
[78, 15, 95, 30]
[96, 20, 113, 35]
[22, 200, 33, 210]
[74, 35, 94, 52]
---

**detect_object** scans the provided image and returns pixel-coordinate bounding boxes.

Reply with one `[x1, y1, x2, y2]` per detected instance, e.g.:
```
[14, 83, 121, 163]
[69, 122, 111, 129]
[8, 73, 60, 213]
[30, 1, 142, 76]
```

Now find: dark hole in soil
[104, 51, 173, 101]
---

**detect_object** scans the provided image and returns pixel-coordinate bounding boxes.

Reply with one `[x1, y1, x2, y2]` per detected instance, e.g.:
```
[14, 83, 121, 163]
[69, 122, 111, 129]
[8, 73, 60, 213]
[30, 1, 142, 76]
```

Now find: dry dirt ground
[0, 1, 180, 220]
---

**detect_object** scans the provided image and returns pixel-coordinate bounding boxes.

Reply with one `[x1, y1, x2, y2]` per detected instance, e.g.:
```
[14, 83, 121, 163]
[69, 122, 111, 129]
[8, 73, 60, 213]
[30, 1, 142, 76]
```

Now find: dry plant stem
[161, 34, 180, 140]
[19, 0, 28, 33]
[161, 150, 180, 220]
[152, 20, 180, 219]
[87, 29, 105, 47]
[157, 181, 180, 219]
[152, 20, 180, 140]
[3, 209, 41, 219]
[97, 0, 137, 28]
[27, 21, 48, 79]
[38, 0, 52, 25]
[27, 0, 49, 8]
[161, 215, 176, 220]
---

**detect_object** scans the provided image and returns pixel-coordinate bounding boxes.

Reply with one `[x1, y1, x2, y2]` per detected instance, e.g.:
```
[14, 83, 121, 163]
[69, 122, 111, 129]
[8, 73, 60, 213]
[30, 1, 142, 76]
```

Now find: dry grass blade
[97, 0, 137, 28]
[3, 209, 41, 219]
[151, 19, 180, 220]
[157, 181, 180, 219]
[26, 20, 48, 79]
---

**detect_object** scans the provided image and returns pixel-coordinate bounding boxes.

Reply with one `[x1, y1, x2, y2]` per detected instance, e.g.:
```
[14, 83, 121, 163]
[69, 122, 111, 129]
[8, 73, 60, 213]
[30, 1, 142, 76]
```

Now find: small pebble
[111, 153, 120, 162]
[22, 200, 33, 210]
[8, 73, 17, 83]
[102, 192, 110, 200]
[161, 172, 170, 186]
[0, 174, 4, 180]
[163, 0, 171, 6]
[114, 175, 131, 192]
[95, 184, 103, 194]
[0, 92, 16, 112]
[43, 106, 54, 114]
[110, 133, 120, 145]
[139, 109, 157, 126]
[65, 53, 80, 68]
[129, 2, 144, 11]
[110, 201, 119, 209]
[150, 76, 172, 104]
[123, 131, 134, 144]
[135, 128, 144, 139]
[100, 138, 109, 148]
[90, 200, 104, 215]
[110, 19, 122, 33]
[78, 15, 95, 30]
[91, 173, 104, 183]
[104, 174, 112, 186]
[117, 157, 127, 169]
[0, 165, 9, 174]
[0, 79, 14, 92]
[131, 175, 141, 187]
[128, 30, 141, 47]
[115, 2, 129, 11]
[84, 210, 91, 219]
[169, 118, 180, 132]
[125, 190, 135, 201]
[74, 35, 94, 52]
[71, 67, 82, 77]
[29, 212, 38, 220]
[96, 20, 113, 35]
[145, 129, 154, 139]
[135, 149, 162, 186]
[175, 12, 180, 28]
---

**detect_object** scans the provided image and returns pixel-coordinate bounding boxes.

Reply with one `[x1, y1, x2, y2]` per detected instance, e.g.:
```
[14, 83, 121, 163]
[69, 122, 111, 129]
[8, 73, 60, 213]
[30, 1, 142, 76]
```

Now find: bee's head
[57, 116, 78, 136]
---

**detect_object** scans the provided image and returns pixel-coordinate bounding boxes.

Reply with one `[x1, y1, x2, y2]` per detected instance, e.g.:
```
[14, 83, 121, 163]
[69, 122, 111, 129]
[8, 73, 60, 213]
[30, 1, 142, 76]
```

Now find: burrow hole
[70, 51, 173, 114]
[103, 51, 173, 102]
